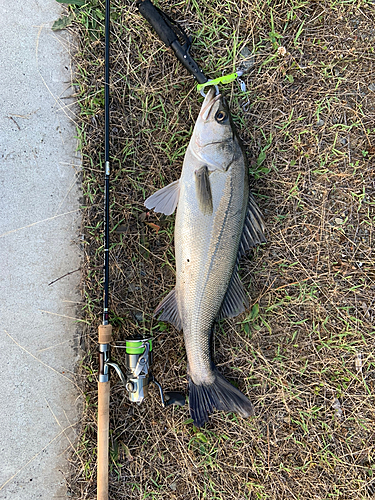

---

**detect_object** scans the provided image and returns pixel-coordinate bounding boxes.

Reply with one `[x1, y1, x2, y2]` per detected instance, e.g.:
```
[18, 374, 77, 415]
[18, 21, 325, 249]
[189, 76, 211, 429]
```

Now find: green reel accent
[125, 338, 153, 355]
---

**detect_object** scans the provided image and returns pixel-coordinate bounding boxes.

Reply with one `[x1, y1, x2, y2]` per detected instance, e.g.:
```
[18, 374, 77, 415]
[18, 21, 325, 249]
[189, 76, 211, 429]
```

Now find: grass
[63, 0, 375, 498]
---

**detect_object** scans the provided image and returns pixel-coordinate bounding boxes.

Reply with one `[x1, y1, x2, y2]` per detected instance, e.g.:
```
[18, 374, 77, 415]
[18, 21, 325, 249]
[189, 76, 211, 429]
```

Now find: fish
[144, 87, 266, 427]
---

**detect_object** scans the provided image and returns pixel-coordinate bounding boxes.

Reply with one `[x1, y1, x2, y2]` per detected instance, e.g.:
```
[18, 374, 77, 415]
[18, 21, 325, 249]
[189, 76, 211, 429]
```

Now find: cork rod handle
[97, 324, 112, 500]
[97, 380, 110, 500]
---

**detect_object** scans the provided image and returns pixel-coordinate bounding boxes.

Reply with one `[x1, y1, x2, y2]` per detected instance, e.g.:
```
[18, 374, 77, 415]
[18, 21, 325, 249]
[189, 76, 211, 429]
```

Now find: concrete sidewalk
[0, 1, 81, 498]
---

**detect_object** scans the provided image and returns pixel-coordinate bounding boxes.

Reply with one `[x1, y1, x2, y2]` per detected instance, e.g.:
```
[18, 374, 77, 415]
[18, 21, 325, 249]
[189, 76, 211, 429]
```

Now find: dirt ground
[67, 0, 374, 498]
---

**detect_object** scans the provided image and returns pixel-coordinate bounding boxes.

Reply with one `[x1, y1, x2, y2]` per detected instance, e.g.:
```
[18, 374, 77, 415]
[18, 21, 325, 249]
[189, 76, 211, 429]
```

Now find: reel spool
[124, 338, 152, 403]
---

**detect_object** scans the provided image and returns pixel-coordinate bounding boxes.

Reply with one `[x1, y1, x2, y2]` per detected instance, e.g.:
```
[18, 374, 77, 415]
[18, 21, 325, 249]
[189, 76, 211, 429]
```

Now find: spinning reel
[99, 336, 185, 407]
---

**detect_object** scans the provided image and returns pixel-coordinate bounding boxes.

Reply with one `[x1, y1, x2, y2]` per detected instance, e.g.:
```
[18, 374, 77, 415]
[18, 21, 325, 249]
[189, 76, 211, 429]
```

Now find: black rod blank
[103, 0, 110, 325]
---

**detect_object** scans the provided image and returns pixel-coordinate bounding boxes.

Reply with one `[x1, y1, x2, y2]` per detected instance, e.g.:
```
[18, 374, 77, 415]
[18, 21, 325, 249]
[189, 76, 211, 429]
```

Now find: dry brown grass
[66, 0, 374, 498]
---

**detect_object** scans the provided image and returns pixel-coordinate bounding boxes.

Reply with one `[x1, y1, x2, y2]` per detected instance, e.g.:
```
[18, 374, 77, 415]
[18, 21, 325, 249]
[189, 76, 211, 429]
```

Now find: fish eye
[215, 110, 227, 122]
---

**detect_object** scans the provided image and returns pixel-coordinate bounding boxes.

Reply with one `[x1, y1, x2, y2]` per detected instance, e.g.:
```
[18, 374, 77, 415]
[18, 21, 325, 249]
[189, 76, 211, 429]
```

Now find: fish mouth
[200, 87, 222, 121]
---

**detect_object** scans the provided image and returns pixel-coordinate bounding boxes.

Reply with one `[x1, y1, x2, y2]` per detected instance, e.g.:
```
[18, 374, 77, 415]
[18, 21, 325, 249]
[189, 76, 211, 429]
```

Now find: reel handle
[164, 391, 186, 407]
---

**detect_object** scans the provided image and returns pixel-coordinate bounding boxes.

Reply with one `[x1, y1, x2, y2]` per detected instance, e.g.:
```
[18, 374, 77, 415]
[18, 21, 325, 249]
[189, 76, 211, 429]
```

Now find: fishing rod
[136, 0, 208, 84]
[136, 0, 246, 91]
[96, 0, 111, 498]
[97, 2, 185, 499]
[137, 0, 208, 84]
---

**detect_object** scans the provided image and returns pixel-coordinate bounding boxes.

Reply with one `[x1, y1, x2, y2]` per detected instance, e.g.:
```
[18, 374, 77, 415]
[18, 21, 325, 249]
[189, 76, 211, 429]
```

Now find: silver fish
[145, 87, 266, 426]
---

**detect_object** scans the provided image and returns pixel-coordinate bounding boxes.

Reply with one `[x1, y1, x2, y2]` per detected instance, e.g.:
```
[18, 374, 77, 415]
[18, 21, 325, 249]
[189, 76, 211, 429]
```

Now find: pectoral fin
[195, 166, 213, 215]
[144, 179, 180, 215]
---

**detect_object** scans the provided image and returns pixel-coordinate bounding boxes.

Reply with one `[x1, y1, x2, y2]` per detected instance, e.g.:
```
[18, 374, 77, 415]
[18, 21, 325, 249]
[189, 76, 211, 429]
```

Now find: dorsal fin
[238, 192, 266, 258]
[218, 192, 265, 321]
[217, 269, 249, 321]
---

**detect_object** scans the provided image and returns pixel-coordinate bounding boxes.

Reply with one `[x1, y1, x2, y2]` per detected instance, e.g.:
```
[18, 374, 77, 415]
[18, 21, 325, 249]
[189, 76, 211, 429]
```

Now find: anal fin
[154, 289, 182, 331]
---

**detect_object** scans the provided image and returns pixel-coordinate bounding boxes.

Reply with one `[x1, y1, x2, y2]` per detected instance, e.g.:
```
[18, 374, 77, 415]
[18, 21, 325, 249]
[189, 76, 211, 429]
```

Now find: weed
[70, 0, 375, 498]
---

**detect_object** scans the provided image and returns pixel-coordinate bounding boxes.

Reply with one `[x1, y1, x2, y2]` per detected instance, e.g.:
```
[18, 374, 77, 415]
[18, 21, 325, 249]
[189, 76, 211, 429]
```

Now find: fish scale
[176, 161, 247, 385]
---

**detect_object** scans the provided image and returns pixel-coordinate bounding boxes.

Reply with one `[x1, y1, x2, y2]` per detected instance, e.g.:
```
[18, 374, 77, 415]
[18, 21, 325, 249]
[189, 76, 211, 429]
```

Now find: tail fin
[189, 371, 254, 427]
